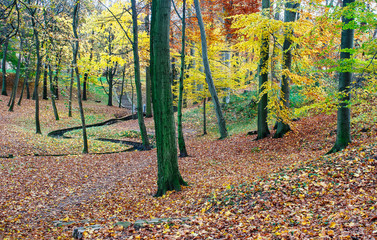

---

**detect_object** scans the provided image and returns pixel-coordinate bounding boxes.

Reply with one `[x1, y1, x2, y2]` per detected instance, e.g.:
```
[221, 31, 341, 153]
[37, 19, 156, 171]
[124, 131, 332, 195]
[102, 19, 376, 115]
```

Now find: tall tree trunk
[9, 38, 23, 112]
[177, 0, 188, 157]
[1, 39, 9, 96]
[18, 54, 30, 105]
[83, 32, 93, 101]
[257, 0, 271, 140]
[48, 65, 59, 120]
[73, 0, 88, 154]
[328, 0, 355, 154]
[31, 17, 42, 134]
[151, 0, 187, 197]
[194, 0, 228, 139]
[274, 1, 300, 138]
[131, 0, 151, 150]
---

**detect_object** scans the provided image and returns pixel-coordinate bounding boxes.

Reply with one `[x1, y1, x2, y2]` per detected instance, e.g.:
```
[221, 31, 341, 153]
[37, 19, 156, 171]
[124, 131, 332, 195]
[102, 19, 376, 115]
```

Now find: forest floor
[0, 93, 376, 239]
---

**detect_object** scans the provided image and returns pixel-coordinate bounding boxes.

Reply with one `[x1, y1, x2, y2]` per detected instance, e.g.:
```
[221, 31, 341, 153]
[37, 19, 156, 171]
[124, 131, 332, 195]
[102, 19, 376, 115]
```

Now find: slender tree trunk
[203, 97, 207, 135]
[31, 17, 42, 134]
[42, 64, 48, 100]
[18, 54, 30, 105]
[119, 64, 126, 108]
[48, 65, 59, 120]
[194, 0, 228, 139]
[177, 0, 188, 157]
[145, 4, 153, 118]
[69, 67, 73, 117]
[26, 77, 30, 99]
[274, 1, 300, 138]
[146, 66, 152, 117]
[151, 0, 187, 197]
[9, 38, 23, 112]
[1, 39, 9, 96]
[328, 0, 355, 154]
[83, 33, 93, 101]
[131, 0, 151, 150]
[257, 0, 271, 140]
[73, 0, 88, 154]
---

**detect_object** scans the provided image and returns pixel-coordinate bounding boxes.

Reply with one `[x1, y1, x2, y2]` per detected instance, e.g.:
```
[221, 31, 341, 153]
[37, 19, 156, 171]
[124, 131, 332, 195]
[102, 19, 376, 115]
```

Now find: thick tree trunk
[274, 1, 299, 138]
[257, 0, 271, 140]
[1, 39, 9, 96]
[131, 0, 151, 150]
[328, 0, 354, 154]
[177, 0, 188, 157]
[151, 0, 187, 197]
[73, 0, 88, 154]
[194, 0, 228, 139]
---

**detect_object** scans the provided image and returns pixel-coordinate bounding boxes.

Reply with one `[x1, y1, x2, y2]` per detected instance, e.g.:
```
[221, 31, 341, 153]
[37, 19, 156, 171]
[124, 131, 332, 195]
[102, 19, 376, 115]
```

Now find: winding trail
[47, 113, 148, 152]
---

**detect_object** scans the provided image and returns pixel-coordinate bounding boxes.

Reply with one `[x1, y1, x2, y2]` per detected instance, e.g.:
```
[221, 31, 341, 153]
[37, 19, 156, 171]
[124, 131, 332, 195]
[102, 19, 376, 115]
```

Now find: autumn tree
[72, 0, 88, 153]
[256, 0, 271, 140]
[194, 0, 228, 139]
[328, 0, 355, 154]
[151, 0, 187, 197]
[273, 1, 300, 138]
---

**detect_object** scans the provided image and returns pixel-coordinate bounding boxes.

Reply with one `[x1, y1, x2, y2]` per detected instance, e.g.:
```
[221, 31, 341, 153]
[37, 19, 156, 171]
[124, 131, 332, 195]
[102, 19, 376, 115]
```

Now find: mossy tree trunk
[273, 1, 300, 138]
[256, 0, 271, 140]
[151, 0, 187, 197]
[328, 0, 355, 154]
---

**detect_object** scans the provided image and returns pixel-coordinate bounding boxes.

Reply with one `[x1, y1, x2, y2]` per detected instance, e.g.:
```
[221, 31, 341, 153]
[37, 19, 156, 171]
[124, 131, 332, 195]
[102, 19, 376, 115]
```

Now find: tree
[328, 0, 355, 154]
[273, 1, 300, 138]
[131, 0, 151, 150]
[256, 0, 271, 140]
[28, 0, 42, 134]
[194, 0, 228, 139]
[72, 0, 89, 153]
[151, 0, 187, 197]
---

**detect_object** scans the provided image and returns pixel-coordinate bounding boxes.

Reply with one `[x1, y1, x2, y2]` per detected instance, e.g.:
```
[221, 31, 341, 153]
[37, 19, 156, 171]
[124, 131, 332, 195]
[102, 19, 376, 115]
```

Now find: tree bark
[177, 0, 188, 157]
[257, 0, 271, 140]
[328, 0, 354, 154]
[151, 0, 187, 197]
[131, 0, 151, 150]
[194, 0, 228, 139]
[274, 1, 299, 138]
